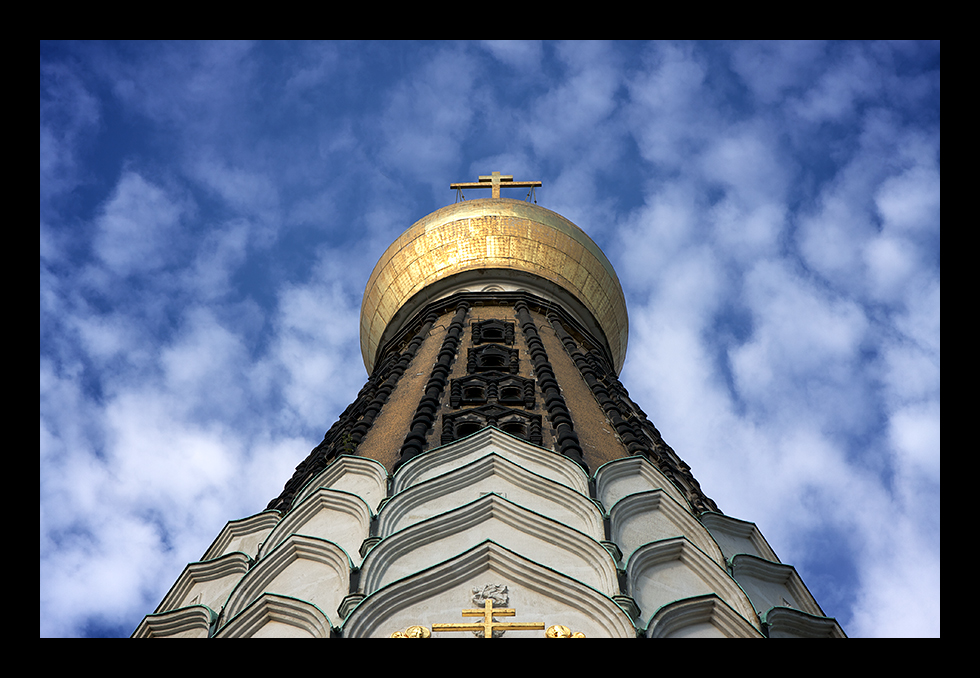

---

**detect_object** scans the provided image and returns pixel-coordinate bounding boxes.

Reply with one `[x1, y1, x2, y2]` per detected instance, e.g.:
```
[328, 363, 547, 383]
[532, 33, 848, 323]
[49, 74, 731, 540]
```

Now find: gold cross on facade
[431, 599, 546, 638]
[451, 171, 542, 199]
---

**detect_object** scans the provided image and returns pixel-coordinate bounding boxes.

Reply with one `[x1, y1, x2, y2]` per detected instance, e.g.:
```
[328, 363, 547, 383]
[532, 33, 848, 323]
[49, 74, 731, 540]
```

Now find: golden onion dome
[360, 198, 628, 376]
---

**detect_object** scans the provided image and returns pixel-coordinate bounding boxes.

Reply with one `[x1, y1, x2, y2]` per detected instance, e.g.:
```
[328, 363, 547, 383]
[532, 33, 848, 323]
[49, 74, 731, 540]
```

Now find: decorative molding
[221, 534, 352, 627]
[763, 606, 847, 638]
[154, 551, 251, 615]
[200, 511, 280, 562]
[343, 541, 636, 638]
[359, 493, 618, 597]
[609, 489, 726, 567]
[392, 426, 589, 497]
[699, 512, 780, 564]
[594, 455, 690, 518]
[646, 594, 764, 638]
[467, 344, 519, 374]
[133, 605, 215, 639]
[626, 537, 760, 630]
[379, 453, 604, 540]
[472, 319, 515, 346]
[516, 301, 587, 471]
[450, 373, 535, 410]
[396, 303, 470, 469]
[216, 593, 333, 638]
[730, 554, 825, 618]
[441, 404, 542, 446]
[260, 487, 372, 566]
[293, 454, 388, 514]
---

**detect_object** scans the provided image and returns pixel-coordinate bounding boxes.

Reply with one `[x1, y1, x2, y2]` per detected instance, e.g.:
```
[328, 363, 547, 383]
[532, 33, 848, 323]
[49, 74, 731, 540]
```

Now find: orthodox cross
[431, 598, 545, 638]
[451, 171, 542, 199]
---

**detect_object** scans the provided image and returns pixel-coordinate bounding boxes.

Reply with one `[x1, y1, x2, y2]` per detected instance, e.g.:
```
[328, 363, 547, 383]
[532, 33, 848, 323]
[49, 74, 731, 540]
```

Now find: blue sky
[40, 41, 940, 638]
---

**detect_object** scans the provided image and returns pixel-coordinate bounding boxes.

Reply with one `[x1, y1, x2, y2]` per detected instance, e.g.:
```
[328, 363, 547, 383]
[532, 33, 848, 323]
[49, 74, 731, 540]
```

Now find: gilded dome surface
[360, 198, 629, 375]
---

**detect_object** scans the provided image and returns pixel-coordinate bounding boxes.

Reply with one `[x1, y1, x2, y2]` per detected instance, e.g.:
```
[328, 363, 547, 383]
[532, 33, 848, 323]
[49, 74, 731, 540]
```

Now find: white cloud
[481, 40, 543, 70]
[626, 43, 712, 170]
[730, 41, 827, 104]
[185, 221, 250, 300]
[888, 401, 940, 484]
[699, 124, 789, 206]
[615, 182, 704, 289]
[526, 41, 621, 160]
[378, 47, 480, 187]
[875, 163, 941, 236]
[849, 513, 940, 637]
[189, 157, 281, 235]
[709, 198, 785, 263]
[94, 172, 187, 276]
[40, 61, 100, 203]
[791, 45, 880, 123]
[734, 261, 868, 387]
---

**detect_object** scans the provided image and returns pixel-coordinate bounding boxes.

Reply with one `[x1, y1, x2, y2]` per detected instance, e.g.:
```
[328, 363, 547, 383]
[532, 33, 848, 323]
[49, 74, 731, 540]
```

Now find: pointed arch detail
[361, 493, 618, 596]
[380, 453, 602, 540]
[200, 510, 280, 561]
[154, 551, 250, 615]
[627, 537, 759, 631]
[222, 534, 351, 627]
[216, 593, 333, 638]
[133, 605, 214, 638]
[261, 487, 371, 565]
[393, 427, 588, 496]
[344, 541, 635, 638]
[594, 455, 689, 513]
[646, 594, 764, 638]
[610, 490, 725, 566]
[730, 554, 825, 618]
[700, 512, 780, 563]
[294, 454, 388, 513]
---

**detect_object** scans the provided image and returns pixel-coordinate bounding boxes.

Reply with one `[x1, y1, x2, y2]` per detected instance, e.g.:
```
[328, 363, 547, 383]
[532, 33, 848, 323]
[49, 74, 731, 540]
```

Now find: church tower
[134, 174, 845, 638]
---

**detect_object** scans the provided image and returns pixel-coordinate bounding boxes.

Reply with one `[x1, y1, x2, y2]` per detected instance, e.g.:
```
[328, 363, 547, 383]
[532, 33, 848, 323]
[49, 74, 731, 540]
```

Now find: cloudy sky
[40, 41, 940, 638]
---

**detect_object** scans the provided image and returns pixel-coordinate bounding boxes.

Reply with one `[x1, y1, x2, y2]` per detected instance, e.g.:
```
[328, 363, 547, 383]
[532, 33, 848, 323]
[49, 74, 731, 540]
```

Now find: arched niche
[626, 537, 759, 631]
[594, 455, 690, 513]
[200, 510, 280, 561]
[379, 453, 602, 540]
[215, 593, 333, 638]
[610, 490, 725, 567]
[222, 534, 351, 627]
[154, 551, 250, 615]
[393, 427, 588, 496]
[261, 487, 371, 565]
[763, 606, 847, 638]
[645, 594, 764, 638]
[700, 512, 780, 563]
[730, 554, 825, 619]
[344, 542, 636, 638]
[132, 605, 214, 638]
[294, 455, 388, 514]
[360, 494, 618, 597]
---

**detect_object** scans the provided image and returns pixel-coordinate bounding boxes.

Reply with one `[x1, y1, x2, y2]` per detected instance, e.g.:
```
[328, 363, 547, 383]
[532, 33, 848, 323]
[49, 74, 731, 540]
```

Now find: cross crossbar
[431, 599, 546, 638]
[451, 171, 542, 199]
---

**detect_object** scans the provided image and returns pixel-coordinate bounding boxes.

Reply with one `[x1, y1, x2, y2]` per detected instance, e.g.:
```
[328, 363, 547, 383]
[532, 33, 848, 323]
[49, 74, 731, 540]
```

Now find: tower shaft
[136, 188, 844, 639]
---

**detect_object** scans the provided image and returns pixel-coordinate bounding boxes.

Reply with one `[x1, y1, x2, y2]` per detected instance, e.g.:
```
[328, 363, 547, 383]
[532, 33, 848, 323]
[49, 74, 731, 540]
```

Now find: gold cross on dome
[431, 598, 545, 638]
[451, 171, 542, 199]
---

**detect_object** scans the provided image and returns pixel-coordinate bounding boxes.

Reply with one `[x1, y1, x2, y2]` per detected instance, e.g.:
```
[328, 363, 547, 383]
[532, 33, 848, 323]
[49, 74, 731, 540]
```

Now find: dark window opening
[464, 386, 485, 401]
[480, 355, 505, 368]
[500, 386, 522, 402]
[501, 421, 526, 437]
[456, 421, 483, 438]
